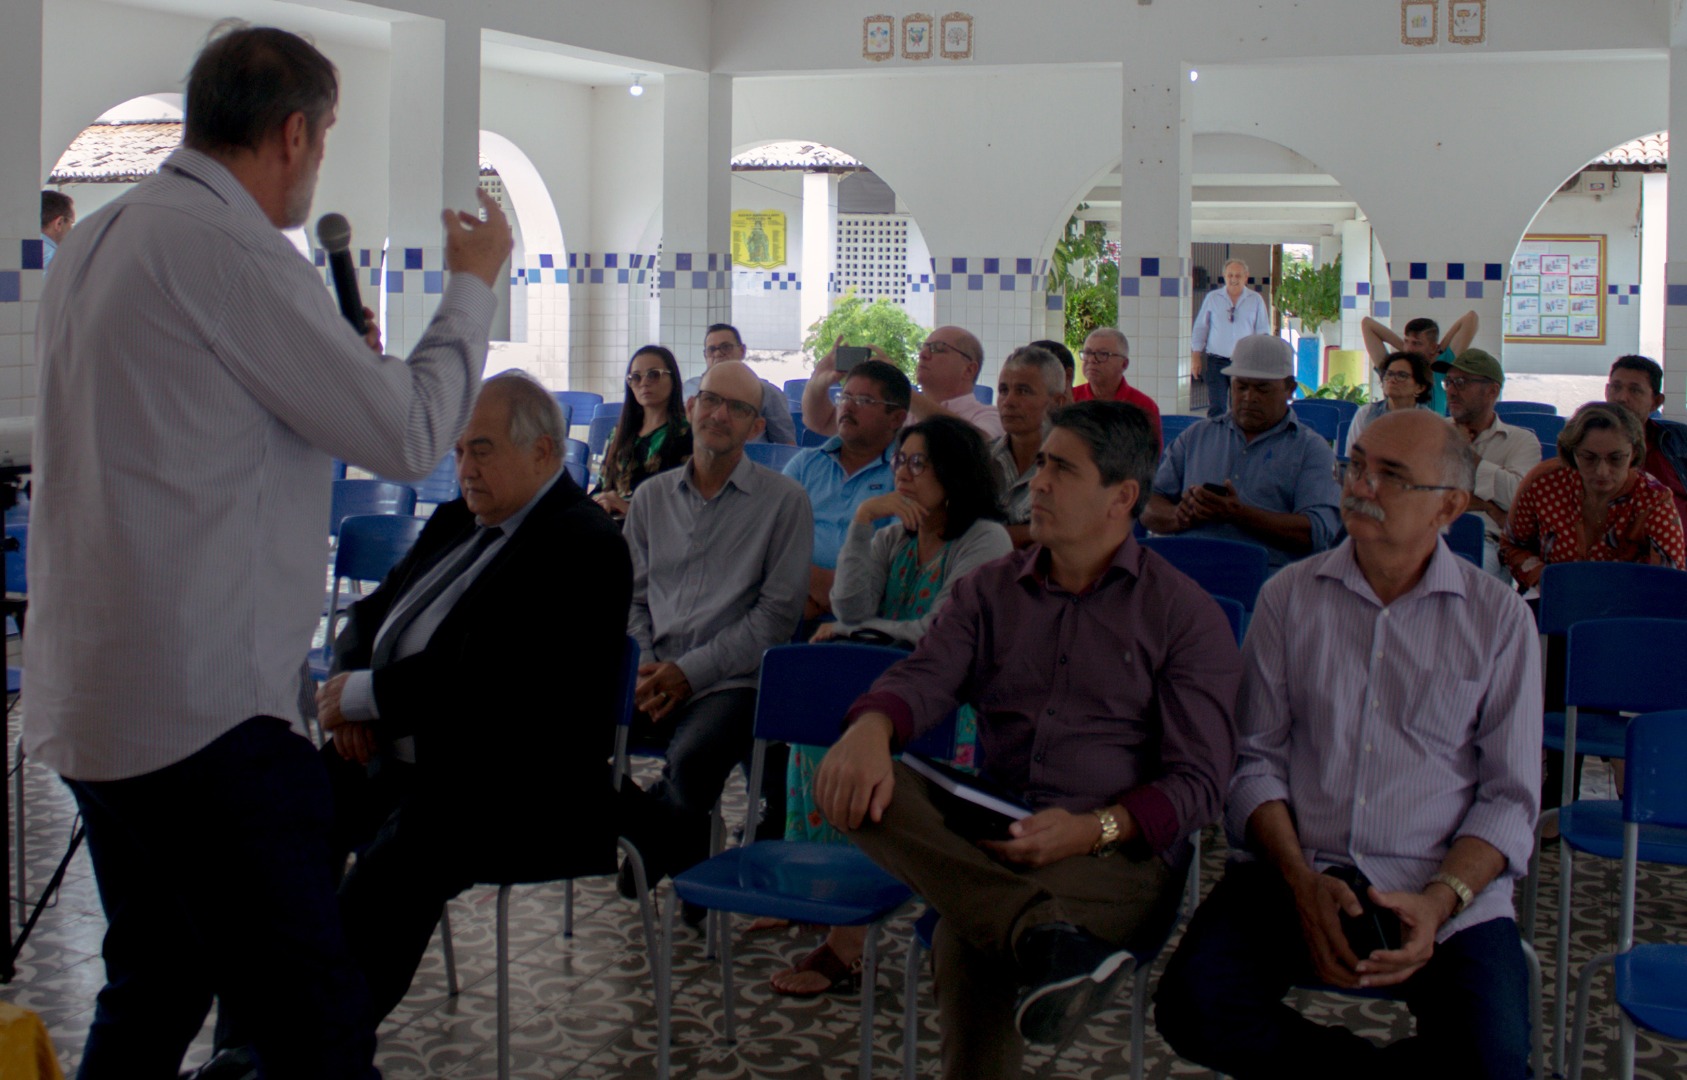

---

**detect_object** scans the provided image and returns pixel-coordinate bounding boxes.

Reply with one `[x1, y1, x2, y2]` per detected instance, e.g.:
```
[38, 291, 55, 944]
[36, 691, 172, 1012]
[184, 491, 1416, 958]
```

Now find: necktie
[370, 525, 503, 668]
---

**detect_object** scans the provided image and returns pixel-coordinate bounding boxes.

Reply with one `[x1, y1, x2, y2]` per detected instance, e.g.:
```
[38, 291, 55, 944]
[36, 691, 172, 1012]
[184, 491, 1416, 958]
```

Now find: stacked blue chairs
[546, 397, 573, 433]
[1289, 400, 1341, 443]
[1159, 414, 1201, 449]
[329, 479, 416, 536]
[744, 443, 799, 471]
[1567, 711, 1687, 1080]
[588, 414, 620, 460]
[1525, 618, 1687, 1075]
[1139, 536, 1271, 613]
[306, 514, 427, 686]
[1496, 401, 1558, 418]
[660, 644, 930, 1080]
[378, 456, 456, 507]
[553, 390, 604, 431]
[1506, 411, 1566, 459]
[1445, 512, 1484, 566]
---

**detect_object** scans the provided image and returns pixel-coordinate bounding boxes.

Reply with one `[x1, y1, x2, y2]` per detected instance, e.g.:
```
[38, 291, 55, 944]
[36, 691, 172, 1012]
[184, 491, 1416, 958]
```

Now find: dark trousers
[846, 763, 1180, 1080]
[624, 687, 758, 875]
[66, 717, 377, 1080]
[1203, 354, 1231, 418]
[1155, 860, 1531, 1080]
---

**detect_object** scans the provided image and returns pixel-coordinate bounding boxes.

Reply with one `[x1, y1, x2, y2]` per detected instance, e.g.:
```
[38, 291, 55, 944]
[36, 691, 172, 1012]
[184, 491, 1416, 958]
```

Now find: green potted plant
[1275, 255, 1342, 390]
[802, 291, 928, 375]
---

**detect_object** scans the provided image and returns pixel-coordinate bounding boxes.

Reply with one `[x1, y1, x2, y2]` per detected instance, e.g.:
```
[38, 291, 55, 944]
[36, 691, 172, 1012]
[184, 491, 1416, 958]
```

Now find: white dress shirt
[1190, 287, 1272, 359]
[24, 148, 495, 780]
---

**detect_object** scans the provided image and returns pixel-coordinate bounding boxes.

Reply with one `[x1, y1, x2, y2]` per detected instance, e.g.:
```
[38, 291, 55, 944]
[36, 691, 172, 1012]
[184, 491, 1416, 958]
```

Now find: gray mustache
[1342, 495, 1386, 523]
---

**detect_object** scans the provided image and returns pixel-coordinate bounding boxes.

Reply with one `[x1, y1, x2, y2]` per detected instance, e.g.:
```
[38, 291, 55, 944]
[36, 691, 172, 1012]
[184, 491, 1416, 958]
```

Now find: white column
[383, 18, 481, 357]
[801, 170, 832, 336]
[660, 73, 733, 381]
[1338, 220, 1373, 356]
[1117, 61, 1194, 414]
[0, 0, 45, 418]
[1641, 172, 1667, 364]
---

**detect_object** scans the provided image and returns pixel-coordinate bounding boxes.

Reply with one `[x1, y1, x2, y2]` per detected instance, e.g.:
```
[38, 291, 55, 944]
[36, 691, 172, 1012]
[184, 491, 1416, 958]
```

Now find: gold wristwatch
[1429, 871, 1474, 915]
[1091, 807, 1122, 856]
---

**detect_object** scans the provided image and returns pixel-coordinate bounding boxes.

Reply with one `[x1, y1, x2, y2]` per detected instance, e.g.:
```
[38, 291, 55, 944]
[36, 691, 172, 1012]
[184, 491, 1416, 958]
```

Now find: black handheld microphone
[315, 213, 367, 335]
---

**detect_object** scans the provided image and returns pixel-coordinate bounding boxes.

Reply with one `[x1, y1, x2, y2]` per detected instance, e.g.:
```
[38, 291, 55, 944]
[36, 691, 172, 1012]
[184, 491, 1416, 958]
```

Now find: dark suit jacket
[332, 470, 633, 882]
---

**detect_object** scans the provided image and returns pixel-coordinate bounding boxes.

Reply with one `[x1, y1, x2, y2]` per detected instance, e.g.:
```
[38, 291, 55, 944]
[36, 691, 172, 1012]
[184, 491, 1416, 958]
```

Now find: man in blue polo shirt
[1141, 334, 1341, 569]
[784, 359, 910, 621]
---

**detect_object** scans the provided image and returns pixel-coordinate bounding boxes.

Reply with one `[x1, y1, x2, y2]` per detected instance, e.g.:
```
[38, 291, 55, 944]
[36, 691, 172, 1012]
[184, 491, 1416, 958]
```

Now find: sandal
[769, 942, 863, 997]
[745, 916, 793, 934]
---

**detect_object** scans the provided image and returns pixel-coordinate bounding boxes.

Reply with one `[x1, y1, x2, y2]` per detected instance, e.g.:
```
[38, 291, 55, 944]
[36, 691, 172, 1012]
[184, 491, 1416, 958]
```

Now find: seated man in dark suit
[316, 372, 633, 1025]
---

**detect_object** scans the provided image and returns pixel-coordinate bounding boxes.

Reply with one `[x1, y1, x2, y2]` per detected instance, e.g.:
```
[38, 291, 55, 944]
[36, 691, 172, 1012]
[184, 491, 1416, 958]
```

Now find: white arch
[479, 129, 564, 257]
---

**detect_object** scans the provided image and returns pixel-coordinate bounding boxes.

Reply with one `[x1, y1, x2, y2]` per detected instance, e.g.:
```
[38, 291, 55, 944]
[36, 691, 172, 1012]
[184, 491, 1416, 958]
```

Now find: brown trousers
[844, 763, 1181, 1080]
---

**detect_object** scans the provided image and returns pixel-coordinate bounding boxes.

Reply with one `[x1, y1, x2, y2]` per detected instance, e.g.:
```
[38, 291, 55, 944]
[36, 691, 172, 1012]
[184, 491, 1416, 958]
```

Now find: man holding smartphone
[1141, 334, 1341, 569]
[801, 326, 1002, 441]
[1155, 409, 1541, 1079]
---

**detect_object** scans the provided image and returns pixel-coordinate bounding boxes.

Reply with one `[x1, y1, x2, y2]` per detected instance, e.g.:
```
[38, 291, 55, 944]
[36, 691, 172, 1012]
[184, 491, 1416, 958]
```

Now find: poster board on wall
[731, 210, 787, 270]
[1504, 234, 1606, 346]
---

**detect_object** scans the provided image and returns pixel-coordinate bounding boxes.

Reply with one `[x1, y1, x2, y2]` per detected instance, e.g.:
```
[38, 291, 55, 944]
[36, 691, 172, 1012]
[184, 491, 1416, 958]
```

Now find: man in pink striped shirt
[1156, 409, 1542, 1079]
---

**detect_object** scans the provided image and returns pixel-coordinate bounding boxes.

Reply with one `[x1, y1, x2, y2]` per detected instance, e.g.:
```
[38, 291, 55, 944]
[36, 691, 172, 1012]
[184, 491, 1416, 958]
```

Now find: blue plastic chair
[3, 525, 24, 597]
[587, 414, 620, 460]
[1506, 412, 1566, 459]
[1318, 399, 1360, 424]
[565, 460, 587, 488]
[307, 514, 427, 684]
[1139, 536, 1271, 612]
[547, 395, 573, 433]
[1335, 419, 1352, 462]
[973, 384, 993, 404]
[1159, 414, 1201, 450]
[1445, 512, 1484, 566]
[1289, 400, 1341, 443]
[1527, 619, 1687, 1074]
[784, 378, 809, 405]
[331, 459, 347, 481]
[661, 644, 922, 1080]
[329, 479, 417, 536]
[1213, 595, 1244, 646]
[744, 443, 799, 471]
[553, 391, 604, 428]
[564, 438, 590, 468]
[378, 456, 457, 507]
[1568, 711, 1687, 1080]
[801, 426, 830, 448]
[1496, 401, 1558, 418]
[595, 401, 623, 423]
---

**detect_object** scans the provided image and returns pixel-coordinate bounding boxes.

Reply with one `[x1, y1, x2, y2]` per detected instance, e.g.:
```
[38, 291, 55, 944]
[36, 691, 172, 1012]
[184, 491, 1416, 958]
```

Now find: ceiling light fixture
[629, 75, 645, 98]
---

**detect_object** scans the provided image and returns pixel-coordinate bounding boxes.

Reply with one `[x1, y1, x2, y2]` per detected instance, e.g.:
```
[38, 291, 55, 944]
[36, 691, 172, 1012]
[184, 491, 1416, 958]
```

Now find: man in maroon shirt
[1071, 328, 1163, 447]
[816, 400, 1240, 1080]
[1605, 354, 1687, 526]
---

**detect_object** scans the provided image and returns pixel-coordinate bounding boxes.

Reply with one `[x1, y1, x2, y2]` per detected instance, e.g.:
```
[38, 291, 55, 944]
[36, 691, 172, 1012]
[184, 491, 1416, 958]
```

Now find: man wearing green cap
[1434, 348, 1540, 577]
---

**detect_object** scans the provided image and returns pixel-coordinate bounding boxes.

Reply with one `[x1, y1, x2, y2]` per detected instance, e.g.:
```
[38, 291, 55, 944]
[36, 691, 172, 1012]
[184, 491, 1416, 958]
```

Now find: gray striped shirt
[23, 148, 494, 780]
[1227, 538, 1542, 940]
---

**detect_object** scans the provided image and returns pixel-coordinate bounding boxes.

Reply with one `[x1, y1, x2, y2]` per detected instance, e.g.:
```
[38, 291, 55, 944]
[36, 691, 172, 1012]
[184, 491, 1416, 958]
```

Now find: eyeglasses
[1382, 371, 1417, 383]
[694, 389, 760, 421]
[1079, 349, 1126, 363]
[703, 341, 742, 357]
[837, 392, 896, 410]
[1345, 456, 1459, 495]
[626, 369, 669, 386]
[1442, 375, 1493, 392]
[891, 451, 930, 476]
[919, 340, 977, 365]
[1227, 305, 1237, 323]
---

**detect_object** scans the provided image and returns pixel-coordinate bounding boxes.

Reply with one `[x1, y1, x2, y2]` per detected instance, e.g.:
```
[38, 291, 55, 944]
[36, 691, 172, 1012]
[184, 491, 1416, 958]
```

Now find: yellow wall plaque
[731, 209, 787, 270]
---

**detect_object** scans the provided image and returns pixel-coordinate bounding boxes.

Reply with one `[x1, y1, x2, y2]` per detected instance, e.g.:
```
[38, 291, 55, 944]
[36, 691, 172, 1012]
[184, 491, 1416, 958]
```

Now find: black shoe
[1011, 921, 1136, 1045]
[182, 1048, 260, 1080]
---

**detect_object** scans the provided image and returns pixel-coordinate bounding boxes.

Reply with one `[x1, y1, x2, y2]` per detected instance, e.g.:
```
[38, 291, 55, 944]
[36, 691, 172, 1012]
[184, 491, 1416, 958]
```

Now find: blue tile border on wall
[929, 257, 1048, 292]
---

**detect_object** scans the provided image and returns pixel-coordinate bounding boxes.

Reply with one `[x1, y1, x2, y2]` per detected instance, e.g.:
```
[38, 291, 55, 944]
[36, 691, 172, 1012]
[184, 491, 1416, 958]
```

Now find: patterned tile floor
[6, 707, 1687, 1078]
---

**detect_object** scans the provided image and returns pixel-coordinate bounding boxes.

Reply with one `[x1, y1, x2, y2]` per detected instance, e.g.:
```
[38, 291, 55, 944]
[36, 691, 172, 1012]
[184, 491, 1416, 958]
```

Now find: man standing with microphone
[23, 24, 511, 1079]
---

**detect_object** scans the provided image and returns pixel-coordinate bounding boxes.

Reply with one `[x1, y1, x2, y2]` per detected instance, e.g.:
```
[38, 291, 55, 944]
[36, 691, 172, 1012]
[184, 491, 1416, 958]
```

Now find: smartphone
[1322, 865, 1402, 957]
[1201, 482, 1230, 496]
[836, 345, 872, 372]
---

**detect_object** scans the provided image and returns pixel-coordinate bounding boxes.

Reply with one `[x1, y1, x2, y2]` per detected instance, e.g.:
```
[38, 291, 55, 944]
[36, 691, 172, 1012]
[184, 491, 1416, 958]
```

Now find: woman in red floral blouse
[1501, 401, 1685, 590]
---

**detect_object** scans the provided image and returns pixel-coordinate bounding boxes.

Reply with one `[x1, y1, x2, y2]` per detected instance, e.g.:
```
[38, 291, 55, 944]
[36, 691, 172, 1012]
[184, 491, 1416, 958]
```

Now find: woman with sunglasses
[1347, 350, 1434, 446]
[768, 416, 1010, 997]
[591, 345, 691, 520]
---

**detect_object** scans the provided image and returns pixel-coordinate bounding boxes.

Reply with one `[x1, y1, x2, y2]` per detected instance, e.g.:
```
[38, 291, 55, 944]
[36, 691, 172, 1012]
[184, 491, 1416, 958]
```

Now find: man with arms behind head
[783, 359, 910, 620]
[318, 375, 631, 1026]
[680, 323, 796, 445]
[1157, 410, 1540, 1078]
[1605, 354, 1687, 525]
[803, 326, 1003, 441]
[23, 24, 511, 1078]
[817, 401, 1238, 1079]
[1143, 334, 1341, 569]
[1361, 311, 1479, 415]
[1436, 348, 1540, 577]
[620, 360, 812, 890]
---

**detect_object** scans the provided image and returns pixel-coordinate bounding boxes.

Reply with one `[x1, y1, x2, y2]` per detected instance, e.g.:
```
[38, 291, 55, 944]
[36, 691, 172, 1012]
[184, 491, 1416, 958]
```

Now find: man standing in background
[1191, 259, 1272, 418]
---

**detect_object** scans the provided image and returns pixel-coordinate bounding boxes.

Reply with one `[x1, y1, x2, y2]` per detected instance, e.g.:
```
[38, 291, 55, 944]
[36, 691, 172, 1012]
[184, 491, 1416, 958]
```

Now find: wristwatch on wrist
[1091, 807, 1122, 856]
[1428, 871, 1474, 916]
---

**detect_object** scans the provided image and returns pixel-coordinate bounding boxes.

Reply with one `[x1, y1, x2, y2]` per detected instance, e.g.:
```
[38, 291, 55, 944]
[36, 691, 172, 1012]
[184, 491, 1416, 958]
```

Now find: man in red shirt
[1605, 354, 1687, 527]
[1072, 328, 1163, 447]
